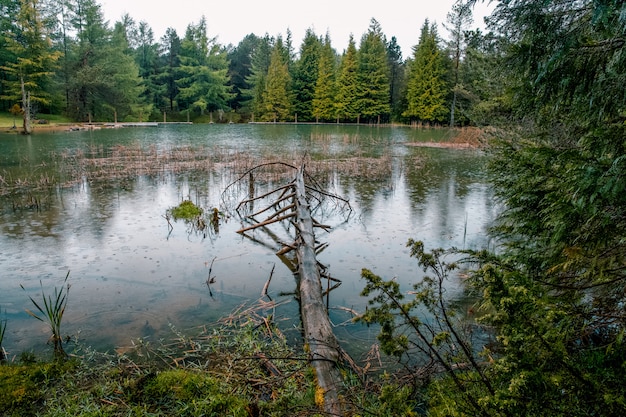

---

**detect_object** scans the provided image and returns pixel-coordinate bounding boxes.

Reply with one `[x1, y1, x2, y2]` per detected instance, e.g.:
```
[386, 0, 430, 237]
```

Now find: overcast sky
[100, 0, 494, 58]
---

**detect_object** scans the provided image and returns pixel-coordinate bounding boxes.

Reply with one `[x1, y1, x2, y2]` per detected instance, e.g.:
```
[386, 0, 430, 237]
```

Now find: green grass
[0, 112, 73, 128]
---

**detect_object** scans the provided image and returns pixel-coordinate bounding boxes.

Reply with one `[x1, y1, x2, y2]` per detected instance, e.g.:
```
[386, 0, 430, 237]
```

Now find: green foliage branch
[359, 240, 498, 417]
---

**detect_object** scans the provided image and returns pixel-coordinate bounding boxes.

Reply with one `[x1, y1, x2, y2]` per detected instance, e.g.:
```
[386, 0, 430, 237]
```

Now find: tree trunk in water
[294, 166, 343, 415]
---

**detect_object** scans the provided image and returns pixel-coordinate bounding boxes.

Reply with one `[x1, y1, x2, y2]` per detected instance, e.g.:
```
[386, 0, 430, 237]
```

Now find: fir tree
[356, 18, 390, 124]
[335, 35, 359, 122]
[292, 28, 322, 121]
[403, 20, 448, 124]
[312, 35, 337, 122]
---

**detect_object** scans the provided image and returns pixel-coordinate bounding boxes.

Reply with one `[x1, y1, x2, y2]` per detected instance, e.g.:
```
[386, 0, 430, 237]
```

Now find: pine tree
[227, 33, 260, 112]
[335, 35, 359, 122]
[403, 20, 448, 124]
[356, 18, 390, 124]
[312, 35, 336, 122]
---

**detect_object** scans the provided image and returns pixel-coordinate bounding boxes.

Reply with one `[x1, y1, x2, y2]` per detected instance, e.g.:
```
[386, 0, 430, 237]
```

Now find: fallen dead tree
[225, 162, 351, 415]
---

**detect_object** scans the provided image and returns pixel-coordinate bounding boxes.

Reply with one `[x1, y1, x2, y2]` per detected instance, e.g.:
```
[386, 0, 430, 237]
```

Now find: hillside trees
[0, 0, 506, 125]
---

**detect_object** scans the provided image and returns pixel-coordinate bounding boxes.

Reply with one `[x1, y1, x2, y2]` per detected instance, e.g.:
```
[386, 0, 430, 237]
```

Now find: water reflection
[0, 125, 494, 357]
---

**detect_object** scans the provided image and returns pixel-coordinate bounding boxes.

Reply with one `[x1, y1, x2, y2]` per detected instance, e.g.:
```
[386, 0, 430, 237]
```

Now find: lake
[0, 124, 496, 359]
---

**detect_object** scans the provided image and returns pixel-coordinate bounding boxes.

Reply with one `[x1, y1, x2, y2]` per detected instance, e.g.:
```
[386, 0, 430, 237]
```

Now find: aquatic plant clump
[168, 199, 204, 221]
[21, 272, 70, 359]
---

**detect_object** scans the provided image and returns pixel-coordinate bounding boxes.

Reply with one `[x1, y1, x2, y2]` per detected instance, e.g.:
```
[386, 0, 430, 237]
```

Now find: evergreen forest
[1, 0, 626, 416]
[0, 0, 500, 128]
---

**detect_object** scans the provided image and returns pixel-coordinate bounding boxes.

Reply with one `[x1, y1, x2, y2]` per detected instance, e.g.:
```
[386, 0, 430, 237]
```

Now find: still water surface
[0, 124, 496, 358]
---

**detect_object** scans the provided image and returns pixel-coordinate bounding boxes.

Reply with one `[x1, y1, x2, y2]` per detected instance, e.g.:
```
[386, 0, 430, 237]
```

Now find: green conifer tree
[177, 17, 232, 116]
[261, 41, 292, 121]
[334, 35, 359, 122]
[292, 28, 322, 121]
[403, 20, 448, 124]
[356, 18, 390, 124]
[312, 35, 337, 122]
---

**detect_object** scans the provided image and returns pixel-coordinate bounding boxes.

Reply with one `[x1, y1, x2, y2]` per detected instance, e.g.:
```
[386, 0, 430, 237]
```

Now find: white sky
[100, 0, 494, 59]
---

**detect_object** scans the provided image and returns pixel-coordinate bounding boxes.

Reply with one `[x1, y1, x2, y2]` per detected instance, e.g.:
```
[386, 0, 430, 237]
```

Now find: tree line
[0, 0, 503, 132]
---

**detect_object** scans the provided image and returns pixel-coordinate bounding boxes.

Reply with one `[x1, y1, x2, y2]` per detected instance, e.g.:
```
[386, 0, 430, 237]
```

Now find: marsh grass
[21, 272, 70, 359]
[0, 141, 398, 206]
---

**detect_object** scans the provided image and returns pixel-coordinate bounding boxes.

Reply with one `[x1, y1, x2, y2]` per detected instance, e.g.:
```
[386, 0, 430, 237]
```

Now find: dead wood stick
[275, 243, 296, 256]
[236, 184, 293, 211]
[322, 282, 342, 296]
[312, 218, 332, 231]
[261, 263, 275, 298]
[305, 184, 351, 205]
[236, 212, 296, 233]
[266, 202, 296, 221]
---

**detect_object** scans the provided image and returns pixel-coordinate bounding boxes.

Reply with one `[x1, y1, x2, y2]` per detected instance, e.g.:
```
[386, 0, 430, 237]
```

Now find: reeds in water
[21, 272, 70, 359]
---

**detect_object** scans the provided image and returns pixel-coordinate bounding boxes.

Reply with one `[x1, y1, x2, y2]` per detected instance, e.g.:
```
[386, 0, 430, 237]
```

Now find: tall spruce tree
[246, 34, 274, 119]
[445, 0, 473, 126]
[292, 28, 322, 121]
[335, 35, 359, 122]
[227, 33, 260, 112]
[157, 27, 181, 112]
[356, 18, 390, 124]
[403, 20, 448, 124]
[312, 34, 336, 122]
[386, 36, 405, 122]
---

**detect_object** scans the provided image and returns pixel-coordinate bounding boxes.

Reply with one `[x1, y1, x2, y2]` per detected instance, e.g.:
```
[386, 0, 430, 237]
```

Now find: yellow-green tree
[261, 41, 292, 122]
